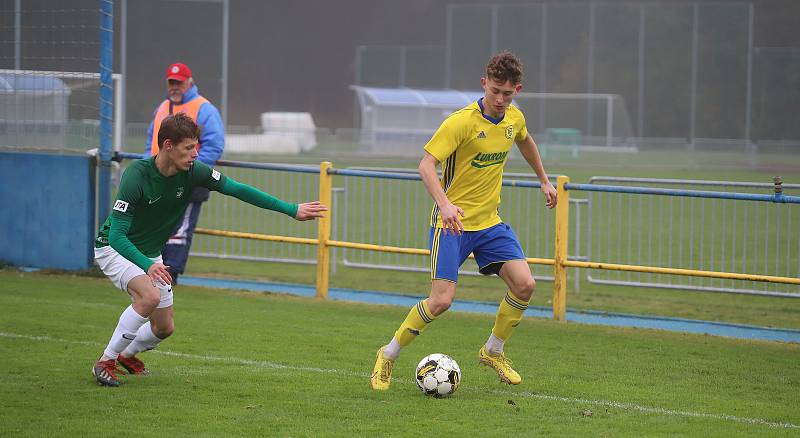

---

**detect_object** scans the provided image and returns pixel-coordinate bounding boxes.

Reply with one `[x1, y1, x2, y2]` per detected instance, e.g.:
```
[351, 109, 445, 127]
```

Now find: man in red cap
[141, 64, 224, 282]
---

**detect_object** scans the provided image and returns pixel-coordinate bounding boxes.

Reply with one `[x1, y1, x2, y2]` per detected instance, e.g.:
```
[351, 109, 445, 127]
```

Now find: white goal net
[352, 86, 637, 156]
[0, 69, 122, 151]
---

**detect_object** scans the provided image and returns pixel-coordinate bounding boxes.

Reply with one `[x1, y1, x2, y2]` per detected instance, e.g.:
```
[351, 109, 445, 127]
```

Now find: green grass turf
[184, 257, 800, 330]
[3, 270, 797, 436]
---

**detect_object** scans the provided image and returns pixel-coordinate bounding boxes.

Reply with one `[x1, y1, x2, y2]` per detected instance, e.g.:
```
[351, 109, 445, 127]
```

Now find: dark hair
[157, 113, 201, 148]
[486, 51, 523, 85]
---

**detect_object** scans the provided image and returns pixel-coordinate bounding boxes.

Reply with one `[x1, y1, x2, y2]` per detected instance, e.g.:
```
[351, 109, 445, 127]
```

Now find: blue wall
[0, 152, 95, 270]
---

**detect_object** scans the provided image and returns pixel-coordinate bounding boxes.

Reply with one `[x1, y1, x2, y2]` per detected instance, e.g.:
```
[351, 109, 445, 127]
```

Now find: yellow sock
[394, 300, 436, 346]
[491, 292, 529, 341]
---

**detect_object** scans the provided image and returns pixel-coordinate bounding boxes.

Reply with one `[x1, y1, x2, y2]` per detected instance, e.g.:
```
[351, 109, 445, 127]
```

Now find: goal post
[512, 92, 637, 151]
[351, 86, 638, 155]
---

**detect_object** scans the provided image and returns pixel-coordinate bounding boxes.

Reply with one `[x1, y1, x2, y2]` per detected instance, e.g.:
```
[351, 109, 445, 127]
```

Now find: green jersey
[95, 157, 226, 259]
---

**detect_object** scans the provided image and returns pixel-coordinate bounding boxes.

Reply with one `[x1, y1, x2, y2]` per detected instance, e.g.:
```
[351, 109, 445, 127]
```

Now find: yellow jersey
[425, 99, 528, 231]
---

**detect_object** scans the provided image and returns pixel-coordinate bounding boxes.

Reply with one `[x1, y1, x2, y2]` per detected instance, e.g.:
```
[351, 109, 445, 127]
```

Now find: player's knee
[136, 292, 161, 313]
[152, 321, 174, 339]
[513, 277, 536, 301]
[428, 296, 453, 316]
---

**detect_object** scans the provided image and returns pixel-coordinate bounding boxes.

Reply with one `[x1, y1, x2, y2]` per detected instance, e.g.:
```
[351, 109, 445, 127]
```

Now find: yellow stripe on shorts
[430, 227, 441, 280]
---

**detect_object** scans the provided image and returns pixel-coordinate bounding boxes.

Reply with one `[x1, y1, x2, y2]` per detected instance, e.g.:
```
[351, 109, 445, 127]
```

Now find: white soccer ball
[415, 353, 461, 397]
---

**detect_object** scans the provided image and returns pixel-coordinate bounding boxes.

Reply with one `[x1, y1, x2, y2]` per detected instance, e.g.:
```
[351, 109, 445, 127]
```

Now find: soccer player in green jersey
[92, 113, 327, 387]
[370, 51, 558, 390]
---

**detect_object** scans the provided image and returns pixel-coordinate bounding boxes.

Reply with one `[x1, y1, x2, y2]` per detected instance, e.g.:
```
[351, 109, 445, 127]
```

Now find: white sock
[102, 306, 149, 360]
[383, 338, 401, 360]
[121, 322, 163, 357]
[485, 333, 505, 356]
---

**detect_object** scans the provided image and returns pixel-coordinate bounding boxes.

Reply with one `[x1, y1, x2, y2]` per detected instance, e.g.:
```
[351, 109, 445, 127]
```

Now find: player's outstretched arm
[517, 134, 557, 209]
[219, 177, 327, 221]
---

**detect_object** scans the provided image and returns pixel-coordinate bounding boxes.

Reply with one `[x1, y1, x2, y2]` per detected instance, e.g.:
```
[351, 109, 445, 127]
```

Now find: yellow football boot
[370, 347, 394, 390]
[479, 346, 522, 385]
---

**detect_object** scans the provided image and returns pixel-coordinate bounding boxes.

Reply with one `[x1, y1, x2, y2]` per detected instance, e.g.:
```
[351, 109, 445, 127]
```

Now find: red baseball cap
[166, 62, 192, 81]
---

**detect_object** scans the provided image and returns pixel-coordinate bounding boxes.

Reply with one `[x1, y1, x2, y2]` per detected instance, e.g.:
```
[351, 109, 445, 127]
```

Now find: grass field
[2, 269, 798, 436]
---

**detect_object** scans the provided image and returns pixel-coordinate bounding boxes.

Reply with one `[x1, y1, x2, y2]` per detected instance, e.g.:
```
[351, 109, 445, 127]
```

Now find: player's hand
[541, 181, 557, 209]
[439, 202, 465, 235]
[295, 201, 328, 221]
[147, 262, 172, 286]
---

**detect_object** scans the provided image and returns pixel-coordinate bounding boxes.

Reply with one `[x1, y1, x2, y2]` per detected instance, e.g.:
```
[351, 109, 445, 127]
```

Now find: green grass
[1, 269, 799, 436]
[184, 257, 800, 330]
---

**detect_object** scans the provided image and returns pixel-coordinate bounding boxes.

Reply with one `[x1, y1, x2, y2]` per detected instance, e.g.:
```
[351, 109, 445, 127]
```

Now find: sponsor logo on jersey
[113, 200, 129, 213]
[211, 169, 221, 181]
[505, 126, 514, 139]
[477, 131, 486, 139]
[470, 151, 508, 169]
[148, 196, 162, 205]
[176, 187, 184, 198]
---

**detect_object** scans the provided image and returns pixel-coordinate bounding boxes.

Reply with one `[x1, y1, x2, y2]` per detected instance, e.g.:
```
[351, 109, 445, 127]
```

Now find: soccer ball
[415, 353, 461, 397]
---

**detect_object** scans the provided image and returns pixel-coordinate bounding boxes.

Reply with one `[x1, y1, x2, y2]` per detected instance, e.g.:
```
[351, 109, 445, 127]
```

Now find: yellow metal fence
[196, 162, 800, 321]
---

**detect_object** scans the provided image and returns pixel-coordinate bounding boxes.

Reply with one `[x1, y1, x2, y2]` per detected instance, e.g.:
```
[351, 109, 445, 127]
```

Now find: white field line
[1, 331, 798, 430]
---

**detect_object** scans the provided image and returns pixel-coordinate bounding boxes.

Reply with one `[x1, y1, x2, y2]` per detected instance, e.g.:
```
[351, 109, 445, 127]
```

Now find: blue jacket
[144, 84, 224, 165]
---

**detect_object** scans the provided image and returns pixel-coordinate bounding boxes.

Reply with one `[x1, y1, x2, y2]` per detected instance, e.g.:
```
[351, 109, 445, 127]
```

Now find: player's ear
[163, 139, 173, 151]
[480, 77, 487, 88]
[515, 83, 523, 93]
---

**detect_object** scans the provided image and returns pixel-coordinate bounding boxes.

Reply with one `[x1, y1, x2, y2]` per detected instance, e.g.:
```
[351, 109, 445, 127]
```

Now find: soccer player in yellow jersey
[371, 51, 557, 390]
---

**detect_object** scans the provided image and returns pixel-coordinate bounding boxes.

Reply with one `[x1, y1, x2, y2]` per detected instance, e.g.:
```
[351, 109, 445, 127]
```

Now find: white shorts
[94, 245, 174, 308]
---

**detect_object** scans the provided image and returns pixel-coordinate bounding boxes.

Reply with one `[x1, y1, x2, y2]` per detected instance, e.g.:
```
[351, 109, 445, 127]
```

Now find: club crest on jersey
[176, 187, 184, 198]
[505, 126, 514, 139]
[113, 200, 129, 213]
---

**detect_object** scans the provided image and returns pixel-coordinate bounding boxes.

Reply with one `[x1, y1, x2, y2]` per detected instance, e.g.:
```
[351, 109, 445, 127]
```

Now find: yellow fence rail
[195, 161, 800, 319]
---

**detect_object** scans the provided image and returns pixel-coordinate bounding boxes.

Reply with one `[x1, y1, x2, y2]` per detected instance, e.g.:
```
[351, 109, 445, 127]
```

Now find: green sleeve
[191, 160, 227, 191]
[220, 177, 299, 218]
[109, 213, 155, 272]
